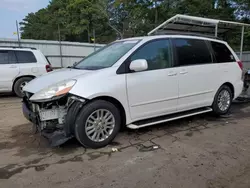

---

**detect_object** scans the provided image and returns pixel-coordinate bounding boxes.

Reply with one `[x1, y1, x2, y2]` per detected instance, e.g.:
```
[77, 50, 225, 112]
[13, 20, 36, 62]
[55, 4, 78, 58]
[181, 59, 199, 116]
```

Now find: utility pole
[58, 24, 63, 67]
[240, 26, 245, 60]
[16, 20, 21, 47]
[93, 28, 96, 52]
[88, 23, 90, 43]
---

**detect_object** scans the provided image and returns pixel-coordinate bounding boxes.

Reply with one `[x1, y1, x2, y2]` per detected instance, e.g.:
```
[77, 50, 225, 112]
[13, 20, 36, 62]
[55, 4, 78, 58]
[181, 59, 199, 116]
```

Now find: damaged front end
[22, 93, 85, 146]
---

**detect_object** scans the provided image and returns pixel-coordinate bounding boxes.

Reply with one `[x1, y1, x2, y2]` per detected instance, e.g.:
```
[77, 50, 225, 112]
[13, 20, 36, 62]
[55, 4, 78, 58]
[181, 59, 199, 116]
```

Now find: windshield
[74, 40, 140, 70]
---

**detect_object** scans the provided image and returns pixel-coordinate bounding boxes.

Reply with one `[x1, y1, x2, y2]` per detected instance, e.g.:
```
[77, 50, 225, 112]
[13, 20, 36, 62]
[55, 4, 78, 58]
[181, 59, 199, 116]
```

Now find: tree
[20, 0, 116, 43]
[20, 0, 250, 48]
[20, 8, 55, 40]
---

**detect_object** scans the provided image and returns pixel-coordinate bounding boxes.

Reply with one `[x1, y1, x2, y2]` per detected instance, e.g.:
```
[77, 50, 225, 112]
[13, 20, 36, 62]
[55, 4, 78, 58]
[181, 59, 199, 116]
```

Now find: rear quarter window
[15, 51, 37, 63]
[210, 42, 235, 63]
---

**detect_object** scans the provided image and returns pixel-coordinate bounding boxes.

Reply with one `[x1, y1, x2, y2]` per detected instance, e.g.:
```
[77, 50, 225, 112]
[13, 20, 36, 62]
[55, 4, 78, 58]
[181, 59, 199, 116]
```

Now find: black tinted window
[8, 51, 17, 64]
[211, 42, 235, 63]
[0, 50, 17, 64]
[0, 51, 9, 64]
[16, 51, 37, 63]
[174, 39, 212, 66]
[131, 39, 172, 71]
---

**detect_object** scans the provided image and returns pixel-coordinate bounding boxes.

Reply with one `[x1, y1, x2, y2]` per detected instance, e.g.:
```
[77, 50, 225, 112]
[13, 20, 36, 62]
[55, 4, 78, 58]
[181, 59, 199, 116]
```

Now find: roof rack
[152, 31, 221, 39]
[0, 46, 37, 50]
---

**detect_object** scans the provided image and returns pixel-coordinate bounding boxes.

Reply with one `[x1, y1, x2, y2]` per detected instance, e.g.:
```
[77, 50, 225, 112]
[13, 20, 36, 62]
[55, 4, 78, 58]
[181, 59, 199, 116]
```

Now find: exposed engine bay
[22, 93, 85, 146]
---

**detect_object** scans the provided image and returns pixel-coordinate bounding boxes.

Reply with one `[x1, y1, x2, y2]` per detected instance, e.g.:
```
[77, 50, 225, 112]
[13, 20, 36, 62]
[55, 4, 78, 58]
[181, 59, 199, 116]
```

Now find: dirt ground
[1, 95, 250, 188]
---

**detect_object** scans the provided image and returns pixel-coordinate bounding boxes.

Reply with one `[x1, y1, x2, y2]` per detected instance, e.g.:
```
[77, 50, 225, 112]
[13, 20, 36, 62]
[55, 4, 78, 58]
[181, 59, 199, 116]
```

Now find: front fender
[69, 70, 132, 124]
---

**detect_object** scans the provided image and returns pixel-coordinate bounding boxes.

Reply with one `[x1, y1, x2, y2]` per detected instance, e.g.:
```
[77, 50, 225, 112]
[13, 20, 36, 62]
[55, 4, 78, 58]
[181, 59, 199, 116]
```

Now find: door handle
[168, 72, 177, 76]
[9, 65, 17, 68]
[180, 71, 188, 74]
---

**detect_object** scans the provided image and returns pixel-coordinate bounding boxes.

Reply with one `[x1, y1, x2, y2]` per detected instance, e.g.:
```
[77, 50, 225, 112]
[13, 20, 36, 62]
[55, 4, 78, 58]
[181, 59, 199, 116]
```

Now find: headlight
[30, 80, 76, 101]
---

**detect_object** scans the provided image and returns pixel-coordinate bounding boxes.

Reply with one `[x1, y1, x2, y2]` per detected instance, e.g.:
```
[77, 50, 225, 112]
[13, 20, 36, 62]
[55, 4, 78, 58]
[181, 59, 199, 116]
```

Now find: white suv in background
[0, 47, 52, 97]
[22, 35, 243, 148]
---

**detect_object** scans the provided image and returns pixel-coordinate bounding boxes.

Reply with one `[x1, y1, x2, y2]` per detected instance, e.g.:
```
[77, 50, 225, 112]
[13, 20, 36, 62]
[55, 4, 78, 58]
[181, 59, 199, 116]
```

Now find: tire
[75, 100, 121, 148]
[64, 101, 82, 136]
[212, 85, 233, 115]
[13, 77, 33, 98]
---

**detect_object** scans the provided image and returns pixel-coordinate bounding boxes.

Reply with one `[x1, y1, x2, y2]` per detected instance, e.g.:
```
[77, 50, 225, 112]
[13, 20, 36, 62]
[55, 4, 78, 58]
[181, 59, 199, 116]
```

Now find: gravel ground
[1, 95, 250, 188]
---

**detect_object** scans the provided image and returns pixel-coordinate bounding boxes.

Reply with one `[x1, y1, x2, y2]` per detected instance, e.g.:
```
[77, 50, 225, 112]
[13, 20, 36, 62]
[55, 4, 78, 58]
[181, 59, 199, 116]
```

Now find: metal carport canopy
[148, 14, 250, 59]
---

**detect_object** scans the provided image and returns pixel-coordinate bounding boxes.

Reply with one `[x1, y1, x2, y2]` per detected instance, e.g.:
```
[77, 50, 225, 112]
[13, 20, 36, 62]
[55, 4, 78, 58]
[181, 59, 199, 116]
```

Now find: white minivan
[0, 47, 52, 97]
[22, 34, 243, 148]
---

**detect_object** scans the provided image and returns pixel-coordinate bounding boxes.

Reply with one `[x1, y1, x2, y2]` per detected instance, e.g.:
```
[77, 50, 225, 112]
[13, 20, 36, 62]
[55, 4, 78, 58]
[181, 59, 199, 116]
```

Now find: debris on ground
[111, 148, 118, 152]
[153, 146, 159, 149]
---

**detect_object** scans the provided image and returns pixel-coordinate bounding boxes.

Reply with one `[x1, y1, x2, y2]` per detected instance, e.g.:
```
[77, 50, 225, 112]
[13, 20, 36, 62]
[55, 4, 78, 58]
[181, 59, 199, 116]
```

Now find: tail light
[237, 60, 244, 81]
[46, 64, 53, 72]
[237, 60, 243, 70]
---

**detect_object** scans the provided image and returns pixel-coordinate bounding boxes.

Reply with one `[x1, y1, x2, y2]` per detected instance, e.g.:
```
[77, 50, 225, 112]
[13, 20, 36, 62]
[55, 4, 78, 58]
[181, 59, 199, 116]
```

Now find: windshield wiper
[69, 66, 81, 70]
[75, 66, 107, 70]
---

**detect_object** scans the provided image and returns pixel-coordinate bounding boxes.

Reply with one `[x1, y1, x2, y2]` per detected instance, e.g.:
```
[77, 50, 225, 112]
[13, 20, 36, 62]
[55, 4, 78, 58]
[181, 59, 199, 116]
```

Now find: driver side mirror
[129, 59, 148, 72]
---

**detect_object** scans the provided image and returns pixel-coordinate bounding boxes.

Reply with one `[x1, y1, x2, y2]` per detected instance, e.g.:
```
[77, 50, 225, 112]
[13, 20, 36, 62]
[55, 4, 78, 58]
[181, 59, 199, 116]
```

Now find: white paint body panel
[126, 67, 179, 121]
[69, 67, 131, 123]
[177, 64, 218, 111]
[23, 35, 244, 125]
[0, 63, 20, 91]
[24, 68, 92, 93]
[0, 48, 49, 92]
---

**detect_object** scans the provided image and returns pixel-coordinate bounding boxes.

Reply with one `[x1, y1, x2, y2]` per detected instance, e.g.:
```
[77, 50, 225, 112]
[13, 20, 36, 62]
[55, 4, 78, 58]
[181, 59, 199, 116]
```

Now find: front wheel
[75, 100, 121, 148]
[212, 85, 233, 115]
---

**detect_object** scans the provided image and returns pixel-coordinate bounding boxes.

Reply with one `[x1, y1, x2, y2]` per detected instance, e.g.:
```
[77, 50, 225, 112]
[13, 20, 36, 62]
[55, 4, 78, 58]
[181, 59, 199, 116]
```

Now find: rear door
[173, 38, 217, 111]
[15, 50, 39, 76]
[0, 50, 19, 91]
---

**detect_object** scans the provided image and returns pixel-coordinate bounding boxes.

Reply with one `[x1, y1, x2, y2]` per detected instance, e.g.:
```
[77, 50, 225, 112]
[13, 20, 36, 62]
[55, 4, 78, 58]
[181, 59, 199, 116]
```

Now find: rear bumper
[234, 81, 244, 99]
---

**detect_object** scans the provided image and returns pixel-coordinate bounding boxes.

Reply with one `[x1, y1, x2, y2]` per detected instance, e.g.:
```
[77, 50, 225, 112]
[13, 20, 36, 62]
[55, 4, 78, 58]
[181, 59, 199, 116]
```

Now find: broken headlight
[30, 80, 76, 101]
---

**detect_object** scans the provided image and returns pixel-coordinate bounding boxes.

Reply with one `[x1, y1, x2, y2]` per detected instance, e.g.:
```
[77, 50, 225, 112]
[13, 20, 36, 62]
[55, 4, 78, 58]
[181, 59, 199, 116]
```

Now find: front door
[126, 39, 179, 121]
[173, 38, 217, 111]
[0, 50, 19, 92]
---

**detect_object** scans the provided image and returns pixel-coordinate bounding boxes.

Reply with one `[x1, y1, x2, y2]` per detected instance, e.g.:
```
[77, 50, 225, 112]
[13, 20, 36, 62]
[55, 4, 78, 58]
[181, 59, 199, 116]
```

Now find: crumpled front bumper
[22, 98, 37, 124]
[22, 96, 75, 147]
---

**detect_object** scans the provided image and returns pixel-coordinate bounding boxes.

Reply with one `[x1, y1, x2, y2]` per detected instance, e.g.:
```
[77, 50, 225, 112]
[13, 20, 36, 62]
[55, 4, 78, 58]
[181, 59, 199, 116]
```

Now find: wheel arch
[12, 75, 36, 92]
[90, 96, 127, 128]
[212, 82, 235, 115]
[222, 82, 235, 99]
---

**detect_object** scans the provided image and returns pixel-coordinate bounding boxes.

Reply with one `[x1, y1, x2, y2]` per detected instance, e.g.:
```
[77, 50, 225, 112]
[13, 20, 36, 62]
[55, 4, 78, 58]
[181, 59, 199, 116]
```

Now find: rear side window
[173, 38, 212, 66]
[210, 42, 235, 63]
[15, 51, 37, 63]
[0, 50, 17, 64]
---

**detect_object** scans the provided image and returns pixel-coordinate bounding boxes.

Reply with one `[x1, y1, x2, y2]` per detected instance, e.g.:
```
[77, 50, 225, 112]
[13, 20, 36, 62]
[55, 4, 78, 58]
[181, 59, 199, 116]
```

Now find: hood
[23, 68, 92, 93]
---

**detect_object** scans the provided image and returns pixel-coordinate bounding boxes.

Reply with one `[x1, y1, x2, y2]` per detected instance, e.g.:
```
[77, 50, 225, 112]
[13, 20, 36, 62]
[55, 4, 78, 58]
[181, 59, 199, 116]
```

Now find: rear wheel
[212, 85, 233, 115]
[75, 100, 121, 148]
[13, 77, 33, 97]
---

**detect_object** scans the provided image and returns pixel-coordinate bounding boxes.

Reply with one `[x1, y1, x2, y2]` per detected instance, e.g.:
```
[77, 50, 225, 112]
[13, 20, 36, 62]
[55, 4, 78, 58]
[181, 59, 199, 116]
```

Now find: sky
[0, 0, 50, 38]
